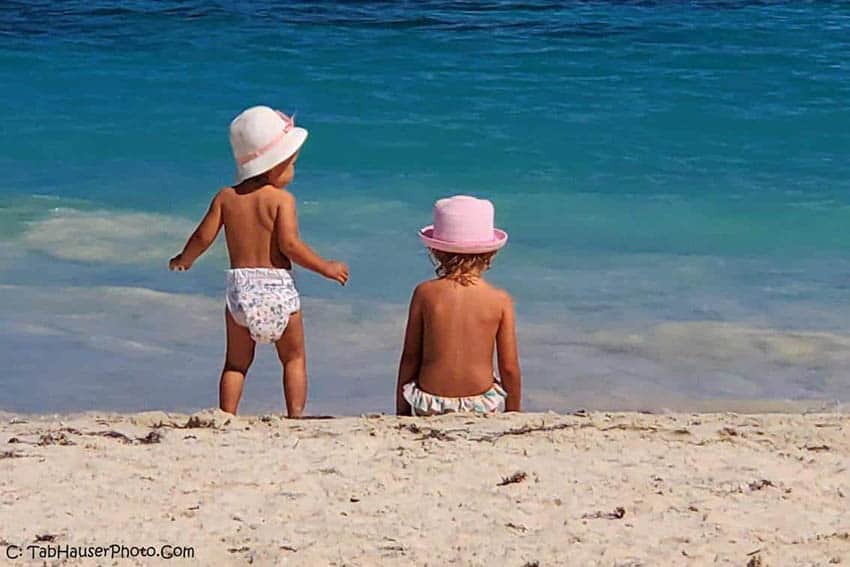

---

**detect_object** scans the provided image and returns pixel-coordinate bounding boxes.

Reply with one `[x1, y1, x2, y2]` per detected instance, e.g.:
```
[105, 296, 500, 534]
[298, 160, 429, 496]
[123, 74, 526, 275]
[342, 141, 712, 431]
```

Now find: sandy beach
[1, 410, 848, 565]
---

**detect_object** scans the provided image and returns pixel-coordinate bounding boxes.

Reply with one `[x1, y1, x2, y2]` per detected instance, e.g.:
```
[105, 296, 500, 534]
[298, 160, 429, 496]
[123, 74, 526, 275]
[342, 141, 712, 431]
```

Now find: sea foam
[20, 208, 211, 264]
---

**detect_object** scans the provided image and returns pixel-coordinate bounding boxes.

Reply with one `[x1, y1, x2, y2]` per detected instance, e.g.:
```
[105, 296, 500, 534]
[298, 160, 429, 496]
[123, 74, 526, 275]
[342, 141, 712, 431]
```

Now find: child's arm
[396, 286, 424, 415]
[496, 294, 522, 412]
[169, 192, 224, 271]
[276, 192, 349, 285]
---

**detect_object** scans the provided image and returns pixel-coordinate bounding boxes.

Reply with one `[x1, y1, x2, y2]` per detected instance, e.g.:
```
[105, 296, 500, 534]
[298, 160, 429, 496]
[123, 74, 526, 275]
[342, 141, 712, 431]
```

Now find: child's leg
[275, 311, 307, 418]
[220, 308, 256, 415]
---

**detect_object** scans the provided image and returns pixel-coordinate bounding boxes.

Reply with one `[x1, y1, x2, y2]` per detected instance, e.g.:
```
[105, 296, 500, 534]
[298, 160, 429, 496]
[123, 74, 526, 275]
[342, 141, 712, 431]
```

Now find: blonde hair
[430, 249, 496, 286]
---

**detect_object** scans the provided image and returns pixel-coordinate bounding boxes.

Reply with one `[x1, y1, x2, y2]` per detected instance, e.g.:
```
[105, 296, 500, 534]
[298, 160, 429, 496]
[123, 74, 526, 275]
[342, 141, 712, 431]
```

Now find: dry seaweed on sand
[21, 428, 164, 446]
[747, 479, 774, 491]
[37, 432, 76, 446]
[92, 430, 134, 443]
[1, 450, 26, 459]
[85, 429, 164, 445]
[397, 423, 456, 441]
[137, 430, 163, 444]
[600, 423, 659, 433]
[475, 421, 577, 442]
[182, 415, 226, 429]
[582, 506, 626, 520]
[227, 546, 250, 554]
[498, 471, 528, 486]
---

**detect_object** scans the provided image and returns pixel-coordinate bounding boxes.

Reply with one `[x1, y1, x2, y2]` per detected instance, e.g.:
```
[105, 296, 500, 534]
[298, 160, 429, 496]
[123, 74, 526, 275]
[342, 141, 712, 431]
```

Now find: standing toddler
[170, 106, 348, 416]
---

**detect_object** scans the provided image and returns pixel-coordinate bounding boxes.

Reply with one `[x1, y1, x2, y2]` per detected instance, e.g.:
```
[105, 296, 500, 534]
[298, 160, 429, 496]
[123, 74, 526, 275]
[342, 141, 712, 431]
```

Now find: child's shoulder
[494, 286, 515, 308]
[276, 186, 296, 203]
[411, 279, 450, 303]
[482, 280, 514, 304]
[412, 279, 438, 296]
[257, 185, 296, 205]
[474, 280, 515, 312]
[211, 186, 236, 202]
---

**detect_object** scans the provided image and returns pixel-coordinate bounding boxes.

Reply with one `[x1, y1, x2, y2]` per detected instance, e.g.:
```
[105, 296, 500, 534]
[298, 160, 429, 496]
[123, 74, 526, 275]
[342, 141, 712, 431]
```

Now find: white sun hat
[229, 105, 308, 183]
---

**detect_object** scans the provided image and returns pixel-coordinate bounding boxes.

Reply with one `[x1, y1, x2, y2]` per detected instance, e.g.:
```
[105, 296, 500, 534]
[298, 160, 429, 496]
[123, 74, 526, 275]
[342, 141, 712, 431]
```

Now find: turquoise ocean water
[2, 1, 849, 414]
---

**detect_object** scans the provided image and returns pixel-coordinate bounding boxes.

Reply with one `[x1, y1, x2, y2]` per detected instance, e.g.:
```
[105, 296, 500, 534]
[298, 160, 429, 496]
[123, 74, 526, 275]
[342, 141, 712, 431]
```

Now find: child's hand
[323, 260, 349, 286]
[169, 254, 192, 272]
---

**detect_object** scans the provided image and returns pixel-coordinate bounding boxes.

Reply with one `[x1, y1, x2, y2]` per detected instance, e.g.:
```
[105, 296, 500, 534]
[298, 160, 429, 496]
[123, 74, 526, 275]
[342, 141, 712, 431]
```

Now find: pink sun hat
[419, 195, 508, 254]
[229, 106, 308, 183]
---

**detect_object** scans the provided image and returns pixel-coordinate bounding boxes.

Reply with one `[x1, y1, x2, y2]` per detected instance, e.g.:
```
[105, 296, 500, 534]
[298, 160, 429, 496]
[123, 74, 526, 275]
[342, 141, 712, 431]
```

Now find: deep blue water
[2, 1, 849, 414]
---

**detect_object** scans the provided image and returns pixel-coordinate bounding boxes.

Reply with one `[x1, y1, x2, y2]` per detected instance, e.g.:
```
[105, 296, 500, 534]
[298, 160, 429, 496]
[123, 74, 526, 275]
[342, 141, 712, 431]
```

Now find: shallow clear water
[2, 1, 849, 413]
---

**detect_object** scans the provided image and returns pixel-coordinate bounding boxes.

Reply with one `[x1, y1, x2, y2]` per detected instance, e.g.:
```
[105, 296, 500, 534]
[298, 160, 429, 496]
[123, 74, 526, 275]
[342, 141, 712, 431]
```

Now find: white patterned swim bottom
[402, 382, 507, 416]
[225, 268, 301, 344]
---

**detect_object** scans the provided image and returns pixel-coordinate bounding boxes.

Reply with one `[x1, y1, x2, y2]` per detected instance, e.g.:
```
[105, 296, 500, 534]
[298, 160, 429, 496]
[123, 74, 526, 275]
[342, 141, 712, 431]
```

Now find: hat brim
[235, 127, 308, 183]
[419, 226, 508, 254]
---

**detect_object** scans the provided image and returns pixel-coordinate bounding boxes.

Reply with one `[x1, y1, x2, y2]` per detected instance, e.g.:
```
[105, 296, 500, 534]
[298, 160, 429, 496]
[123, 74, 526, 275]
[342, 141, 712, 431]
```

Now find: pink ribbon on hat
[235, 110, 296, 165]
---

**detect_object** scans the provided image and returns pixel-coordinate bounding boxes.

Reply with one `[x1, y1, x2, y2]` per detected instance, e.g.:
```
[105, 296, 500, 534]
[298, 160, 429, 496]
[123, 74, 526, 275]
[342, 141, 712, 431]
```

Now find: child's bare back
[414, 278, 515, 397]
[218, 185, 295, 269]
[175, 178, 347, 278]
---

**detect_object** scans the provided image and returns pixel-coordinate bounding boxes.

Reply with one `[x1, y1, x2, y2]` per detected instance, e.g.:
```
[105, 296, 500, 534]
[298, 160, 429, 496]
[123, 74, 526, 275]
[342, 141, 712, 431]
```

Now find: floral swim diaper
[225, 268, 300, 343]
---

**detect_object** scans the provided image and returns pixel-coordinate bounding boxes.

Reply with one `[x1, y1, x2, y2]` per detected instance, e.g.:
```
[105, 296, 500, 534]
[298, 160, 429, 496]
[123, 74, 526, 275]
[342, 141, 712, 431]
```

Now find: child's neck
[443, 270, 485, 285]
[235, 177, 286, 193]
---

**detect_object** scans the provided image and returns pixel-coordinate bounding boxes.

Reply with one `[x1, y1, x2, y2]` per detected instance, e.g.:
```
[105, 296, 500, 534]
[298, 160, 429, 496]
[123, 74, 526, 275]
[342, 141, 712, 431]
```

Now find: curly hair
[430, 249, 496, 286]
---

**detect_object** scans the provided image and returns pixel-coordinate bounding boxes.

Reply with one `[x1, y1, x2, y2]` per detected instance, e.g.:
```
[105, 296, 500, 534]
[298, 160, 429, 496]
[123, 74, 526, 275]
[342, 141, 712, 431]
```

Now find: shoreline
[3, 409, 848, 565]
[2, 396, 846, 421]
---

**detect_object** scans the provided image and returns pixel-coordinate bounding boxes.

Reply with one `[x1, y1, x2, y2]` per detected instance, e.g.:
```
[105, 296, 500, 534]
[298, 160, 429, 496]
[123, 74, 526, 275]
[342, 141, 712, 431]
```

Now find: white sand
[1, 410, 848, 565]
